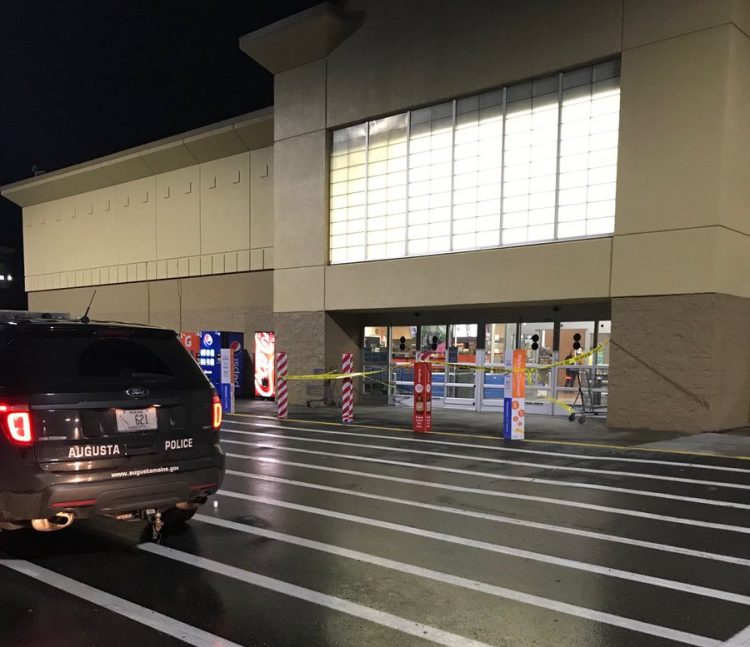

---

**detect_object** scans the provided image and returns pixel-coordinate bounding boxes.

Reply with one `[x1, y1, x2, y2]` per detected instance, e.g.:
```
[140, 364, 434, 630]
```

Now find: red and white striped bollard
[276, 352, 288, 419]
[341, 353, 354, 423]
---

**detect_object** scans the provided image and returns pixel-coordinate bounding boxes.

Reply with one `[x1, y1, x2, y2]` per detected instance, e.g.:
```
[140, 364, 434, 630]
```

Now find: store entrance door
[481, 323, 517, 409]
[444, 324, 477, 408]
[520, 321, 555, 415]
[362, 326, 389, 403]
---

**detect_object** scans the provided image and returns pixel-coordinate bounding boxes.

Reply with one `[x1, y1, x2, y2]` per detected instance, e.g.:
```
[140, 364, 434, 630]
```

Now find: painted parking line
[221, 435, 750, 512]
[226, 452, 750, 567]
[722, 623, 750, 645]
[223, 449, 750, 535]
[224, 418, 750, 474]
[227, 412, 750, 462]
[0, 557, 243, 647]
[221, 425, 750, 492]
[191, 513, 721, 647]
[221, 470, 750, 605]
[138, 543, 495, 647]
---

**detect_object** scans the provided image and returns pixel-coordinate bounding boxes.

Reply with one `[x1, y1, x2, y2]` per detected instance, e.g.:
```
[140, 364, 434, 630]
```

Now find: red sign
[413, 362, 432, 433]
[179, 332, 200, 361]
[254, 332, 276, 398]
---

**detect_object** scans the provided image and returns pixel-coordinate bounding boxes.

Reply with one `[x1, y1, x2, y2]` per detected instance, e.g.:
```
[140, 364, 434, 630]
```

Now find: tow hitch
[145, 509, 164, 543]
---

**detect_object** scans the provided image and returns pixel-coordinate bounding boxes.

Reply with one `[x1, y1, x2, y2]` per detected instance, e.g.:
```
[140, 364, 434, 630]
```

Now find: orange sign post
[503, 349, 526, 440]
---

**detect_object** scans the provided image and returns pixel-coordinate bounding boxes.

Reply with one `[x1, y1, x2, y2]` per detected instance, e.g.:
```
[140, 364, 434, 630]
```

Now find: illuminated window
[329, 60, 620, 264]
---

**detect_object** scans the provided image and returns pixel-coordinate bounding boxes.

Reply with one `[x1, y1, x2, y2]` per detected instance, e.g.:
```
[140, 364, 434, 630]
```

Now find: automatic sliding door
[362, 326, 388, 401]
[520, 322, 554, 415]
[390, 325, 416, 406]
[482, 323, 515, 408]
[420, 325, 446, 405]
[445, 324, 476, 407]
[554, 320, 609, 415]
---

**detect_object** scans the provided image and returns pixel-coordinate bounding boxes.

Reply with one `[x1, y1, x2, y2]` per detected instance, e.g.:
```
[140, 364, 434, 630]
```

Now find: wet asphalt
[2, 411, 750, 647]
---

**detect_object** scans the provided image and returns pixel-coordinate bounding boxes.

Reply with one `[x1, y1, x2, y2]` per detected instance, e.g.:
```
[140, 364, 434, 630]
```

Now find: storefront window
[330, 60, 620, 264]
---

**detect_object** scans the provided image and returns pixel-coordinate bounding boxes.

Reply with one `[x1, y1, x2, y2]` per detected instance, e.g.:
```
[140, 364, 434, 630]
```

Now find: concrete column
[274, 310, 361, 406]
[608, 294, 750, 431]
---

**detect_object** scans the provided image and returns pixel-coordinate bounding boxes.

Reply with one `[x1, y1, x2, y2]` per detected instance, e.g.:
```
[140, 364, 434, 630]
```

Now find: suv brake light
[0, 404, 33, 445]
[212, 394, 222, 430]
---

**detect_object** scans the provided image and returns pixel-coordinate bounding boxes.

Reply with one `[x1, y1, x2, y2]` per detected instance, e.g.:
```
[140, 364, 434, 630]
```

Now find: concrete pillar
[274, 310, 361, 406]
[608, 295, 750, 431]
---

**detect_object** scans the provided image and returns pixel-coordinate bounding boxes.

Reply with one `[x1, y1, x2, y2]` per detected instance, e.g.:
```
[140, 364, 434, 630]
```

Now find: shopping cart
[568, 369, 596, 424]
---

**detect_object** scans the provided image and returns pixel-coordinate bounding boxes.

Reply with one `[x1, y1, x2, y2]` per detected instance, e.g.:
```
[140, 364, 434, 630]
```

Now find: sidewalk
[232, 399, 750, 460]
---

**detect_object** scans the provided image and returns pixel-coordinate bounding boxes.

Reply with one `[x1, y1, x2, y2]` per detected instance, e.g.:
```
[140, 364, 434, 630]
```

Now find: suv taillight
[0, 404, 33, 446]
[212, 394, 222, 430]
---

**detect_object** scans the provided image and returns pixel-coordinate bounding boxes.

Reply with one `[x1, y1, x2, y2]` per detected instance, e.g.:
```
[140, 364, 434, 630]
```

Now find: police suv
[0, 314, 224, 535]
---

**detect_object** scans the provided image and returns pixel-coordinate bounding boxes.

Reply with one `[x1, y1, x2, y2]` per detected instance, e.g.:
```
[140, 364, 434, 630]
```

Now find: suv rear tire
[162, 505, 199, 527]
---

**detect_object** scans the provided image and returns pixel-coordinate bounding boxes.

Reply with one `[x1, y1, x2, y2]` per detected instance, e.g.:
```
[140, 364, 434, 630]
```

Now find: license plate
[116, 408, 157, 432]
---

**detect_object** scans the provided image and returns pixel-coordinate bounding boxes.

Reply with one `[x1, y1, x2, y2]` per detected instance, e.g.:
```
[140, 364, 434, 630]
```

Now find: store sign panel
[503, 349, 525, 440]
[199, 331, 222, 390]
[254, 331, 276, 398]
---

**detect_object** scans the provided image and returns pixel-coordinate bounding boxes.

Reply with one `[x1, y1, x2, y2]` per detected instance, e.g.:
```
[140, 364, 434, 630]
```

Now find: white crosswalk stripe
[138, 543, 497, 647]
[223, 446, 750, 534]
[189, 514, 721, 647]
[0, 557, 244, 647]
[4, 411, 750, 647]
[225, 416, 750, 475]
[217, 481, 750, 605]
[221, 430, 750, 509]
[226, 452, 750, 567]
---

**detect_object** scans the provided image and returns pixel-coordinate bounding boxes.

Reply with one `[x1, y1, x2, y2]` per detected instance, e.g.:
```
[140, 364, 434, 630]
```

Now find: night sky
[0, 0, 320, 308]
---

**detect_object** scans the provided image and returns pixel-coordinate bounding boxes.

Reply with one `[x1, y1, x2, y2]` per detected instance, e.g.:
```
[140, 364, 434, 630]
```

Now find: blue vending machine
[198, 331, 222, 392]
[224, 331, 245, 399]
[199, 331, 246, 401]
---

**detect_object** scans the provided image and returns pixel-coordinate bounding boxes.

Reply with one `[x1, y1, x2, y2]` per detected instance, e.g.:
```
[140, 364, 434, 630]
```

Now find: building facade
[3, 0, 750, 432]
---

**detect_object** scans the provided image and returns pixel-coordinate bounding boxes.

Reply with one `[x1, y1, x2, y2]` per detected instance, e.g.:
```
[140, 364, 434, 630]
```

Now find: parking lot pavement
[3, 411, 750, 646]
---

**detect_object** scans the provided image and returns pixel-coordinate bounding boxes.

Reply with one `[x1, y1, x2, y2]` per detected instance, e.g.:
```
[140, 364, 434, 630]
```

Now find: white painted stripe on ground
[722, 623, 750, 645]
[224, 449, 750, 535]
[221, 424, 750, 496]
[192, 513, 721, 647]
[222, 435, 750, 513]
[226, 452, 750, 567]
[220, 472, 750, 606]
[224, 417, 750, 475]
[138, 543, 495, 647]
[0, 558, 243, 647]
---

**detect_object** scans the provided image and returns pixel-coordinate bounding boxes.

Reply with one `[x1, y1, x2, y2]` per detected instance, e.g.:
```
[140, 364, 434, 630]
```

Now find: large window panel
[329, 60, 620, 264]
[558, 60, 620, 240]
[330, 124, 368, 263]
[367, 114, 408, 259]
[408, 102, 454, 255]
[453, 90, 503, 250]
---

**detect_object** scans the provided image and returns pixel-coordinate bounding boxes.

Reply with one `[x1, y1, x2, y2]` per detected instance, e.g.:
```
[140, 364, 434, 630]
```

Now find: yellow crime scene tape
[431, 340, 610, 374]
[279, 340, 609, 383]
[284, 368, 386, 381]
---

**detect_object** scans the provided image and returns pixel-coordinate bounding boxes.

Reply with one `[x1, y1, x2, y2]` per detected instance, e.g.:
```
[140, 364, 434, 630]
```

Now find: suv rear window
[0, 325, 209, 392]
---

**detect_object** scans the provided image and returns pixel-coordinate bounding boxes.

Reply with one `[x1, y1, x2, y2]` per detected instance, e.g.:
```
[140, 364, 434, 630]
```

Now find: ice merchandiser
[254, 331, 276, 399]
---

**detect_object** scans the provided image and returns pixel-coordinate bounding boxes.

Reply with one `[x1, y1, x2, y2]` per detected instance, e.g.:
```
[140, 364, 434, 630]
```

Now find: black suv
[0, 317, 224, 534]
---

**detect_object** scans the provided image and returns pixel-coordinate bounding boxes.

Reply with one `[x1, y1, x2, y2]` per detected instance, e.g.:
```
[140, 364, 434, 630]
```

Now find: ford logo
[126, 386, 149, 398]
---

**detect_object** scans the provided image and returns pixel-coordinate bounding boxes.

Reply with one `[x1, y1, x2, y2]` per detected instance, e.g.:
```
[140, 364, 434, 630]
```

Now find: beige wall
[28, 271, 274, 343]
[325, 0, 623, 129]
[325, 238, 612, 311]
[608, 294, 750, 431]
[23, 148, 275, 293]
[270, 0, 750, 318]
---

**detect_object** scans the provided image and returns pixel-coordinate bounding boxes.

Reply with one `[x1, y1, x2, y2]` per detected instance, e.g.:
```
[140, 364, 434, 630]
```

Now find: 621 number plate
[116, 407, 157, 432]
